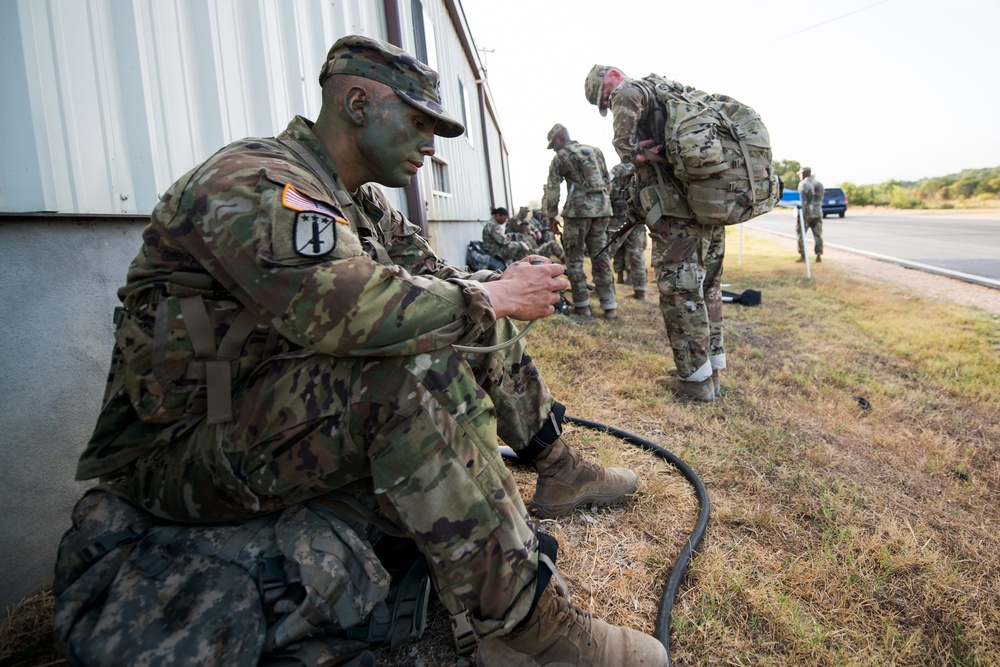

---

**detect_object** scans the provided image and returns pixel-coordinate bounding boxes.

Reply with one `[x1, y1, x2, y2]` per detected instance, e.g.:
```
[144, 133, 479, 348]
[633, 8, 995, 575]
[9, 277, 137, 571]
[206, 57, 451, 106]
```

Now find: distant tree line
[774, 160, 1000, 209]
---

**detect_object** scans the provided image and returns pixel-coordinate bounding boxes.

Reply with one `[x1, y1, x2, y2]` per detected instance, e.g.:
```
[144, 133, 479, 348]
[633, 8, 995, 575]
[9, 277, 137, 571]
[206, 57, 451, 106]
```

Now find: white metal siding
[0, 0, 512, 606]
[0, 0, 394, 214]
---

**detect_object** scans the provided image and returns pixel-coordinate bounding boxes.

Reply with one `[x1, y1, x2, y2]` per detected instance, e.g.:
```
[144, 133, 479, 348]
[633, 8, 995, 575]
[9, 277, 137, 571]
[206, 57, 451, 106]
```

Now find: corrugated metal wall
[0, 0, 400, 215]
[0, 0, 513, 608]
[0, 0, 510, 237]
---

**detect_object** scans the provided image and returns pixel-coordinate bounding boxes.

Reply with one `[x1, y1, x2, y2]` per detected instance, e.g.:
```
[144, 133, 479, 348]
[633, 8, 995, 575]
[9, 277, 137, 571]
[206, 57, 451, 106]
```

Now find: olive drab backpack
[638, 74, 781, 226]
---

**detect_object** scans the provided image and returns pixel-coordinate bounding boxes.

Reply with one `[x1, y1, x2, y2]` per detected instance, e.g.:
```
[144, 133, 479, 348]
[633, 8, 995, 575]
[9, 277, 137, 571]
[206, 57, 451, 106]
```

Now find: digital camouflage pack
[52, 486, 432, 666]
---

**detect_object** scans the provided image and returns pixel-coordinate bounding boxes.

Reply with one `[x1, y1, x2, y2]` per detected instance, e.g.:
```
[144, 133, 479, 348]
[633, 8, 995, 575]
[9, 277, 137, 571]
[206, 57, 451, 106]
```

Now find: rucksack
[640, 74, 781, 226]
[562, 142, 608, 194]
[465, 240, 508, 272]
[51, 486, 438, 666]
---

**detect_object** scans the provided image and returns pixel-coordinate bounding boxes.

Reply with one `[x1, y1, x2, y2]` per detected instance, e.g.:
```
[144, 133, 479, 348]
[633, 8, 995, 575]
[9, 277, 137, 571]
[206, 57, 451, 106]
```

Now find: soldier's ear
[344, 87, 370, 127]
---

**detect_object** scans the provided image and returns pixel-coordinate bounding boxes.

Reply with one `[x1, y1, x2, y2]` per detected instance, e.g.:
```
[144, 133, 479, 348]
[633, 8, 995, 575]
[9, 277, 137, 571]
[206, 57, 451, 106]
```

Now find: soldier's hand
[483, 257, 567, 321]
[549, 217, 562, 235]
[634, 139, 663, 163]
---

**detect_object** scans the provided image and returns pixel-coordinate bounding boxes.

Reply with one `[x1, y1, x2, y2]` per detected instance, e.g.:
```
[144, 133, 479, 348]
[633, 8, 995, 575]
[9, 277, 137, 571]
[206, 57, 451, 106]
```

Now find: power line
[680, 0, 894, 76]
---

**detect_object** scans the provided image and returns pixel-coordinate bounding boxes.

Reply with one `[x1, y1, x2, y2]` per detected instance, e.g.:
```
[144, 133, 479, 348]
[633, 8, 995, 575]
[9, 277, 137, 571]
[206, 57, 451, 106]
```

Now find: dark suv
[822, 187, 848, 218]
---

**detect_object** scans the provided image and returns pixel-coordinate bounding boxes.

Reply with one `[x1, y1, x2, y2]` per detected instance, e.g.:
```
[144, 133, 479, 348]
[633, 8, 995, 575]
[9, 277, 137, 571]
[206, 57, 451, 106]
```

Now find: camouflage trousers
[121, 318, 554, 637]
[562, 216, 616, 311]
[609, 221, 648, 292]
[648, 217, 726, 381]
[535, 238, 565, 260]
[796, 213, 823, 257]
[485, 239, 531, 263]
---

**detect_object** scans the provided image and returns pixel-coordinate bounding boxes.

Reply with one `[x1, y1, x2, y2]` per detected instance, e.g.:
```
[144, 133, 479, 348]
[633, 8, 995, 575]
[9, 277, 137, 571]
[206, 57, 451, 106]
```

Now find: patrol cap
[319, 35, 465, 138]
[547, 123, 567, 149]
[585, 65, 611, 116]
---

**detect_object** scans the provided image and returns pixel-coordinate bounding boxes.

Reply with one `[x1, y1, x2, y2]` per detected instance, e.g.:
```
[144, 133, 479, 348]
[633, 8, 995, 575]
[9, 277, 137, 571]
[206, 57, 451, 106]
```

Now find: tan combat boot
[476, 576, 667, 666]
[529, 439, 637, 518]
[604, 308, 618, 322]
[656, 376, 716, 402]
[569, 306, 593, 321]
[711, 369, 721, 398]
[632, 290, 645, 301]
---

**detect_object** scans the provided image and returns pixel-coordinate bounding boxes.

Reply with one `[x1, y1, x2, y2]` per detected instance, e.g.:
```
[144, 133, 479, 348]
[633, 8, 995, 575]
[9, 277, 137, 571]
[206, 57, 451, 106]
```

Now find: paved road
[745, 208, 1000, 287]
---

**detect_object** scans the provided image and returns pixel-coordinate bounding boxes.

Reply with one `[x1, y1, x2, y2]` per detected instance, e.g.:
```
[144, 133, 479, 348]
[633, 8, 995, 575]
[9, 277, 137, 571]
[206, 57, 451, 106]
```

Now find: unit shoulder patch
[282, 184, 349, 257]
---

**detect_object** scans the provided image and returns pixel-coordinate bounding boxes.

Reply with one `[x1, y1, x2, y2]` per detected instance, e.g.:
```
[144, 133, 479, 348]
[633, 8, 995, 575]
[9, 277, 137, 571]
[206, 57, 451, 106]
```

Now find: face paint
[357, 96, 437, 188]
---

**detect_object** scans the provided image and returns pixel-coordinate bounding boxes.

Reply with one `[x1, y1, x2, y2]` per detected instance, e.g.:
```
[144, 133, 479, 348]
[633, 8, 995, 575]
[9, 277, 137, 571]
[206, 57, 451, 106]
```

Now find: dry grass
[5, 228, 1000, 666]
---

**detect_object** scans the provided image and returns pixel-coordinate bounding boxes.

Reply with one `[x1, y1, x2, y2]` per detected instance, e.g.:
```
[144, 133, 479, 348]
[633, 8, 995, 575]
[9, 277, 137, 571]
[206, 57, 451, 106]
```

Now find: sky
[460, 0, 1000, 208]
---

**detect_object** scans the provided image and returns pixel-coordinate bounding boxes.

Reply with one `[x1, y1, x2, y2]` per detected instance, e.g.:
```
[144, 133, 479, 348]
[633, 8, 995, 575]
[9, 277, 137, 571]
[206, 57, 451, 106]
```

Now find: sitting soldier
[53, 35, 666, 667]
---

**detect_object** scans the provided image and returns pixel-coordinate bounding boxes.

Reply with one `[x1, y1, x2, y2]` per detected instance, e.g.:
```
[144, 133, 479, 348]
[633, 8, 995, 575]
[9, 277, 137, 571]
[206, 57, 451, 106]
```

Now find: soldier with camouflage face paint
[585, 65, 726, 402]
[544, 123, 617, 321]
[797, 167, 825, 263]
[68, 34, 665, 666]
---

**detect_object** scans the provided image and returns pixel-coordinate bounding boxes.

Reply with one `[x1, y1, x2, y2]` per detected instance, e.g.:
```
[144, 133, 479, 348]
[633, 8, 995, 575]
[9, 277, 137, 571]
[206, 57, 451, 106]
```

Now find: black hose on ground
[564, 415, 711, 665]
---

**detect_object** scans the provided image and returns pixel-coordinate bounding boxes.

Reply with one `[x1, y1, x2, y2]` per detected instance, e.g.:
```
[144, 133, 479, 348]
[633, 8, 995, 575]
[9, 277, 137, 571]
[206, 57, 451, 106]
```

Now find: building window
[411, 0, 437, 70]
[459, 79, 473, 147]
[432, 157, 450, 195]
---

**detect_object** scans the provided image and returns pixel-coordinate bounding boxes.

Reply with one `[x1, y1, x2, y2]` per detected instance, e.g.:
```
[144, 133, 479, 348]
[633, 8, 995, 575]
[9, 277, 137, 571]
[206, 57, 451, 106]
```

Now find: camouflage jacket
[798, 176, 825, 218]
[545, 140, 612, 219]
[482, 219, 510, 255]
[78, 116, 498, 479]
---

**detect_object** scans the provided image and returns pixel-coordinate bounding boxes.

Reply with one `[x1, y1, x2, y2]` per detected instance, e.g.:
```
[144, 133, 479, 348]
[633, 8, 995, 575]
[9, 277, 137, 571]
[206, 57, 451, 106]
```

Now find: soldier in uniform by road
[608, 162, 648, 300]
[63, 36, 665, 665]
[544, 123, 618, 321]
[797, 166, 825, 263]
[585, 65, 726, 402]
[482, 206, 531, 264]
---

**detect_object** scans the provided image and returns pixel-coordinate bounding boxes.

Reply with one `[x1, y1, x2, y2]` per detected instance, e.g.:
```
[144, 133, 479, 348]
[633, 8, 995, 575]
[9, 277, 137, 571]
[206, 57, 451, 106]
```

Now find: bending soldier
[586, 65, 727, 401]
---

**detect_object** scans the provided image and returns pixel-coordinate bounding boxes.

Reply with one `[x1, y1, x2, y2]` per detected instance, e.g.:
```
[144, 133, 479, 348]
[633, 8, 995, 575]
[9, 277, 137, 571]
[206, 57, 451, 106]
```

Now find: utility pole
[478, 47, 494, 76]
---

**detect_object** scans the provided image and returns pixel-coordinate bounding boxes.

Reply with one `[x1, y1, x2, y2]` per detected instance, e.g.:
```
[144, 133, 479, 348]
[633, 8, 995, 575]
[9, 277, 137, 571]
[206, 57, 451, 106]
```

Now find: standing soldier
[585, 65, 726, 401]
[607, 162, 648, 300]
[545, 123, 617, 321]
[797, 167, 825, 263]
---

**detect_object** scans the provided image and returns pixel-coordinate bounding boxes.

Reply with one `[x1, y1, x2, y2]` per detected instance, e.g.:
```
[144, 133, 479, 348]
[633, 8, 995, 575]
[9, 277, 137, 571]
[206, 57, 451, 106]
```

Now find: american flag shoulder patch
[282, 184, 349, 225]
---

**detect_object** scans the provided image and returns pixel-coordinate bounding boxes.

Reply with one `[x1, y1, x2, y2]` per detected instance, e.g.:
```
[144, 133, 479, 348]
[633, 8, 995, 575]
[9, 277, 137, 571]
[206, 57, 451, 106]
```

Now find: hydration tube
[455, 270, 710, 663]
[499, 418, 710, 665]
[563, 416, 710, 665]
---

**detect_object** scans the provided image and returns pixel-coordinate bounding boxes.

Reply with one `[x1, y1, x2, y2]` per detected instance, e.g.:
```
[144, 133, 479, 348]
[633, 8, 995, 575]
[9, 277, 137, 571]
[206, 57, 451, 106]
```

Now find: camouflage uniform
[545, 138, 616, 313]
[513, 225, 564, 260]
[608, 163, 648, 294]
[482, 218, 531, 263]
[76, 116, 554, 639]
[797, 171, 825, 259]
[604, 75, 725, 381]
